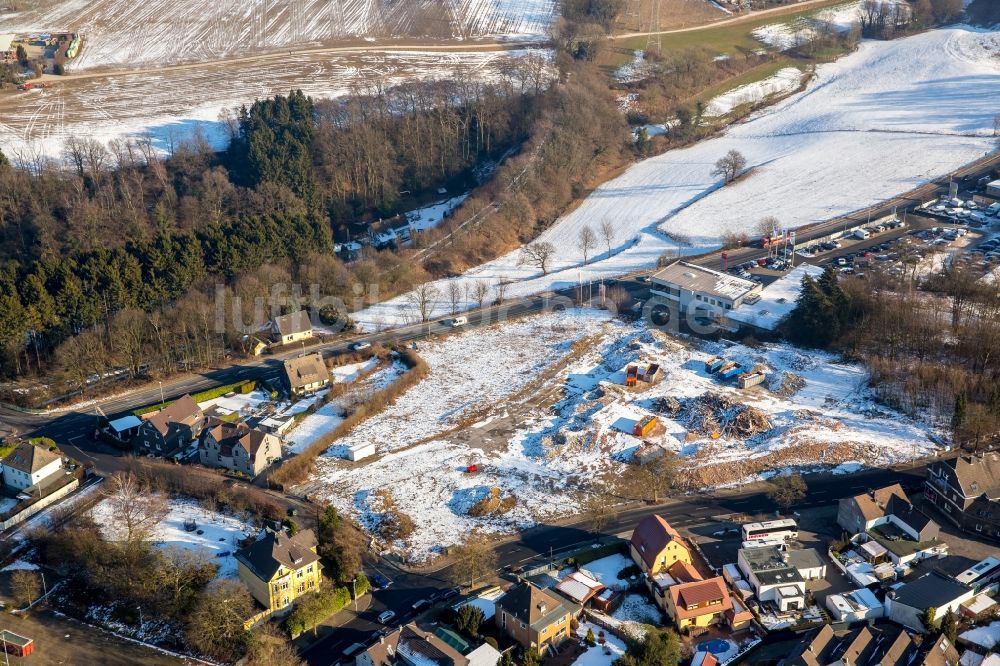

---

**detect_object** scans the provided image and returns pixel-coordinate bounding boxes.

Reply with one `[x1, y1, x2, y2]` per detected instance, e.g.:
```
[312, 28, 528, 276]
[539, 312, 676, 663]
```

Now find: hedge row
[271, 348, 428, 489]
[132, 379, 257, 416]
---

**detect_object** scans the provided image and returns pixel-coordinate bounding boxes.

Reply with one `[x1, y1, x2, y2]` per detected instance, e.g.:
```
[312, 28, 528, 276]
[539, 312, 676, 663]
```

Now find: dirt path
[613, 0, 852, 38]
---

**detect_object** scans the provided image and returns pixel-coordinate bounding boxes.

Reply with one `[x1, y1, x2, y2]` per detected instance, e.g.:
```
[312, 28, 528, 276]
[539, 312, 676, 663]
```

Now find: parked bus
[741, 519, 798, 542]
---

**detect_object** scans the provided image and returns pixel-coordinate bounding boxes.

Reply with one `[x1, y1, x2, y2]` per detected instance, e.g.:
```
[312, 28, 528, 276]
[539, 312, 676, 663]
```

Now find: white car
[351, 341, 372, 351]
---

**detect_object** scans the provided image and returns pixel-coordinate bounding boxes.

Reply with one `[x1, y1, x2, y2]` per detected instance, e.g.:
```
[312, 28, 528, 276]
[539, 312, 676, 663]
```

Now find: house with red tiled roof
[665, 577, 733, 631]
[199, 417, 282, 477]
[629, 514, 692, 576]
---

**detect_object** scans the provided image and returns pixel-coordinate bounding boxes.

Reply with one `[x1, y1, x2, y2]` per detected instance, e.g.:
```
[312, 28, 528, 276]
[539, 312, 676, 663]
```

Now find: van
[343, 643, 365, 659]
[854, 229, 870, 240]
[450, 316, 468, 327]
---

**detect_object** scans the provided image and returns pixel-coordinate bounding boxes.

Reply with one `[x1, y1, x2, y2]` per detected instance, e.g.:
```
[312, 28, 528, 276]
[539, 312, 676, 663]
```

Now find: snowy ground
[297, 308, 937, 560]
[0, 47, 548, 160]
[354, 26, 1000, 329]
[572, 622, 627, 666]
[573, 554, 635, 589]
[703, 67, 803, 117]
[91, 497, 255, 579]
[3, 0, 554, 71]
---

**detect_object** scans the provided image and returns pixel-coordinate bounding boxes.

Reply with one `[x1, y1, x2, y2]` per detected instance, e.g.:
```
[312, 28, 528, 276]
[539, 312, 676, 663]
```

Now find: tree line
[784, 262, 1000, 451]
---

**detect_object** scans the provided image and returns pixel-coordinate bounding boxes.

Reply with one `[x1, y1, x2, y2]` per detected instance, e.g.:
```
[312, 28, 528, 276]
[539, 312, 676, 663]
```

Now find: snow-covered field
[0, 47, 546, 160]
[355, 26, 1000, 329]
[702, 67, 803, 117]
[91, 497, 255, 579]
[3, 0, 554, 71]
[297, 309, 938, 560]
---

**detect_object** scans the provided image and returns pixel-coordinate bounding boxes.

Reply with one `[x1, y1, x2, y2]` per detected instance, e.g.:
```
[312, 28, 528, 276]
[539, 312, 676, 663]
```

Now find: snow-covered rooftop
[728, 264, 824, 330]
[652, 261, 759, 301]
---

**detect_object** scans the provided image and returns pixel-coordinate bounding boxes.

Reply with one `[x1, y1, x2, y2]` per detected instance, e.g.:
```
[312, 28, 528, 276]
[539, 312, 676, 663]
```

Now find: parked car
[378, 610, 396, 624]
[370, 573, 393, 590]
[351, 341, 372, 351]
[442, 588, 460, 600]
[412, 599, 431, 613]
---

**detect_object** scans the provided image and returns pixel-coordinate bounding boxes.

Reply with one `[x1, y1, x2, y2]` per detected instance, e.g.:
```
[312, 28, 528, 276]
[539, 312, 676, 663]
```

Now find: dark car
[370, 573, 393, 590]
[442, 588, 460, 601]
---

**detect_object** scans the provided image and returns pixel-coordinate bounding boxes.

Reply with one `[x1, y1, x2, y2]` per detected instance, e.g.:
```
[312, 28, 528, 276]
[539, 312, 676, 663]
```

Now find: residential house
[884, 571, 974, 632]
[824, 587, 884, 623]
[134, 395, 206, 457]
[952, 556, 1000, 594]
[199, 417, 282, 477]
[650, 560, 703, 611]
[780, 624, 960, 666]
[0, 442, 63, 493]
[358, 623, 500, 666]
[664, 577, 741, 632]
[494, 582, 578, 654]
[270, 311, 314, 345]
[235, 528, 322, 613]
[925, 454, 1000, 541]
[737, 545, 806, 612]
[629, 514, 692, 576]
[837, 483, 910, 535]
[283, 353, 331, 396]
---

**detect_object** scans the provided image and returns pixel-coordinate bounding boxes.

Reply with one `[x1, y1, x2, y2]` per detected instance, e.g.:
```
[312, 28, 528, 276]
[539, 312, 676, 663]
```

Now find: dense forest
[785, 264, 1000, 451]
[0, 3, 633, 402]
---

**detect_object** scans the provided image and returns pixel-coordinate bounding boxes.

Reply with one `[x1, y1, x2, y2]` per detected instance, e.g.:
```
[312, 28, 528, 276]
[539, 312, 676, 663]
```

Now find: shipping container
[719, 363, 743, 379]
[625, 365, 638, 387]
[738, 371, 766, 389]
[633, 415, 657, 437]
[705, 356, 725, 373]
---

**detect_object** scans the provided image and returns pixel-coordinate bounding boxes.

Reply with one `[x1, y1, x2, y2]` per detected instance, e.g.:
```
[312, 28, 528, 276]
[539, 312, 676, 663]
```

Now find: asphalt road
[302, 463, 930, 665]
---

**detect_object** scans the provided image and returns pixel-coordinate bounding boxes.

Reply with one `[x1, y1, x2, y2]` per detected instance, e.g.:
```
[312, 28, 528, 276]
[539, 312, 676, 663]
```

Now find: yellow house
[629, 514, 691, 575]
[236, 528, 322, 612]
[665, 577, 735, 631]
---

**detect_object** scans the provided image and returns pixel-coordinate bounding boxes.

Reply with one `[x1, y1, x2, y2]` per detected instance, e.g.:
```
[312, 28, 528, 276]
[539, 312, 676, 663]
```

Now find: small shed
[633, 416, 657, 437]
[0, 630, 34, 657]
[106, 415, 142, 441]
[860, 540, 888, 563]
[960, 594, 998, 620]
[592, 587, 623, 613]
[347, 442, 376, 462]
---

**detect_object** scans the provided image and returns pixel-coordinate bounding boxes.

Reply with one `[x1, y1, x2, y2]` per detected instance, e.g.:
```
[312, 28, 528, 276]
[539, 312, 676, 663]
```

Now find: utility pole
[352, 578, 358, 612]
[158, 381, 164, 407]
[645, 0, 661, 52]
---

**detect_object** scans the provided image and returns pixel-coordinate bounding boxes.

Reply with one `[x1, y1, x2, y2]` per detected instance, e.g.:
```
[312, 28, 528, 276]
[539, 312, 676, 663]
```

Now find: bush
[354, 573, 370, 597]
[585, 628, 596, 647]
[616, 565, 641, 580]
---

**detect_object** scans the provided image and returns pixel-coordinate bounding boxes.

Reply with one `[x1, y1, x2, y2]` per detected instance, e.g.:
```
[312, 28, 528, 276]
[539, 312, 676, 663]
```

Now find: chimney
[537, 602, 547, 614]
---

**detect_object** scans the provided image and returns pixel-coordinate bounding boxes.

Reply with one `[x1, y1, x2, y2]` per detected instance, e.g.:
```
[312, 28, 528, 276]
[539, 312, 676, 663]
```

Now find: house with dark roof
[282, 353, 331, 396]
[357, 623, 500, 666]
[780, 624, 960, 666]
[270, 311, 314, 345]
[837, 483, 910, 535]
[737, 545, 806, 612]
[0, 442, 63, 493]
[885, 571, 974, 632]
[925, 454, 1000, 542]
[629, 514, 692, 576]
[199, 417, 282, 477]
[134, 395, 206, 457]
[494, 581, 578, 653]
[235, 528, 322, 612]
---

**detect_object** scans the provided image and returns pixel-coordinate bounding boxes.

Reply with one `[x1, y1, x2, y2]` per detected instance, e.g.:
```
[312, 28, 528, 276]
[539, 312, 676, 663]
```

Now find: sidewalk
[294, 593, 373, 654]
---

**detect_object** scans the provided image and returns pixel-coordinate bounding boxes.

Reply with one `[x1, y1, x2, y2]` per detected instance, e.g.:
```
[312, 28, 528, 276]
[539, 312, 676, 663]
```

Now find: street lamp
[158, 381, 164, 407]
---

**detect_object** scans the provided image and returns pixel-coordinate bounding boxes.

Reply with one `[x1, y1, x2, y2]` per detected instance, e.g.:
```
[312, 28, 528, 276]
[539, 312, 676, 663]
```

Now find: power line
[645, 0, 661, 52]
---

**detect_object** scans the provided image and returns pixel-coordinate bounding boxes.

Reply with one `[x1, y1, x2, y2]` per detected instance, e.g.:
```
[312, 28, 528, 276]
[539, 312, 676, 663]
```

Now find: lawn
[603, 0, 856, 66]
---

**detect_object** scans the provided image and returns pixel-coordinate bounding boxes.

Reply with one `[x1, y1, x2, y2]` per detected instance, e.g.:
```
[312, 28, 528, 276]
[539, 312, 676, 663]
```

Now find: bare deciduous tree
[103, 471, 168, 551]
[767, 473, 807, 511]
[471, 280, 490, 309]
[494, 279, 510, 305]
[447, 281, 463, 316]
[405, 283, 440, 323]
[599, 219, 616, 258]
[711, 149, 747, 184]
[450, 534, 498, 588]
[519, 241, 557, 275]
[10, 570, 41, 607]
[578, 225, 597, 265]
